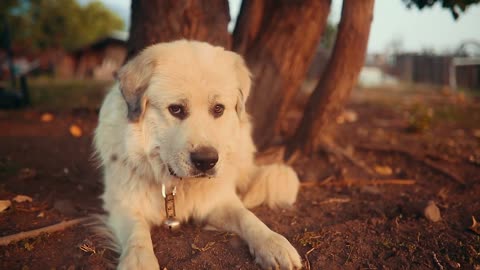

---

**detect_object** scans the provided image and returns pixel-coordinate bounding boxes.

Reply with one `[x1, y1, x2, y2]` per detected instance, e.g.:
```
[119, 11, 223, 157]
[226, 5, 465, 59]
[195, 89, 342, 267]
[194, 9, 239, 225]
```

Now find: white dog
[94, 40, 302, 270]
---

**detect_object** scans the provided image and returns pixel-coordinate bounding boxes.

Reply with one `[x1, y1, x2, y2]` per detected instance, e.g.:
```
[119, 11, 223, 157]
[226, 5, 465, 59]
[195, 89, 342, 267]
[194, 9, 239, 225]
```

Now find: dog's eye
[168, 104, 186, 119]
[212, 104, 225, 118]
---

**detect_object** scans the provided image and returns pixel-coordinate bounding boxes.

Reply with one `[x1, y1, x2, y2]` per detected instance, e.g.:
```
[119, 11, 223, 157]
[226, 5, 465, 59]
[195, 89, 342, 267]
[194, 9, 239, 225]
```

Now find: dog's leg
[206, 199, 302, 270]
[108, 210, 159, 270]
[241, 163, 300, 209]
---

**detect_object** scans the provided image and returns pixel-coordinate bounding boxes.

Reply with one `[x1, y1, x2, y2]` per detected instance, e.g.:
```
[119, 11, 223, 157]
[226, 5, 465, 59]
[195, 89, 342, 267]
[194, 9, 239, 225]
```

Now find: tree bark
[232, 0, 272, 55]
[286, 0, 375, 158]
[234, 0, 331, 150]
[127, 0, 230, 59]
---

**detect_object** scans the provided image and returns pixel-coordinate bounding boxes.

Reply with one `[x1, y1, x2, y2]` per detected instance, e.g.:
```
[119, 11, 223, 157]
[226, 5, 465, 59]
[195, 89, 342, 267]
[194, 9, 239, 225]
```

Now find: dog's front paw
[250, 232, 302, 270]
[118, 245, 159, 270]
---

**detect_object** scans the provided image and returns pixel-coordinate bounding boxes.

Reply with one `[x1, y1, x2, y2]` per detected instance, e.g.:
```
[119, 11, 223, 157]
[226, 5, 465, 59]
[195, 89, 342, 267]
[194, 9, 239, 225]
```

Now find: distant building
[394, 53, 451, 86]
[57, 31, 128, 80]
[393, 41, 480, 90]
[1, 31, 129, 81]
[450, 56, 480, 91]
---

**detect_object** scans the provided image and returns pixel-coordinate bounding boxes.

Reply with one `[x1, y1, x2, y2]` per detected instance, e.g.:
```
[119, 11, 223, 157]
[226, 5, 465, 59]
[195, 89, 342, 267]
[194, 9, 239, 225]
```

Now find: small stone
[13, 194, 33, 203]
[343, 109, 358, 123]
[374, 165, 393, 175]
[40, 113, 54, 122]
[424, 201, 441, 222]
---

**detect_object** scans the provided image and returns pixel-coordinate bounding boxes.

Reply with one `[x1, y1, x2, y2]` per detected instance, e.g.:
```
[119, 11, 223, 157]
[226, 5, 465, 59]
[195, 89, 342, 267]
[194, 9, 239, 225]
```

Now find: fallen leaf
[40, 113, 54, 122]
[470, 216, 480, 235]
[24, 242, 34, 251]
[343, 109, 358, 123]
[69, 124, 83, 137]
[374, 165, 393, 175]
[424, 201, 442, 222]
[13, 195, 33, 203]
[0, 200, 12, 212]
[473, 129, 480, 139]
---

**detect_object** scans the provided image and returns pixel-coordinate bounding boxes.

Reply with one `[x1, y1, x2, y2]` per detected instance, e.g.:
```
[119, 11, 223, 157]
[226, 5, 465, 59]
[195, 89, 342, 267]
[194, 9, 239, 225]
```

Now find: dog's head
[116, 40, 251, 180]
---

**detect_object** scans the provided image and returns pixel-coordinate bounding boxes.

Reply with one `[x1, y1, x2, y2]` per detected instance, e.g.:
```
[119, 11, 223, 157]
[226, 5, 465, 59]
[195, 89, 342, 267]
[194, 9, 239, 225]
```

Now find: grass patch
[433, 104, 480, 128]
[0, 157, 21, 179]
[27, 78, 112, 111]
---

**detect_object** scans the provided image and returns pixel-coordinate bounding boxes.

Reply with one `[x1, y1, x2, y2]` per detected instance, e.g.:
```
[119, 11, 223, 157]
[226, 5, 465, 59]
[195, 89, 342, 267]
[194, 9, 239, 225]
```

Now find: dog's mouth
[167, 166, 214, 179]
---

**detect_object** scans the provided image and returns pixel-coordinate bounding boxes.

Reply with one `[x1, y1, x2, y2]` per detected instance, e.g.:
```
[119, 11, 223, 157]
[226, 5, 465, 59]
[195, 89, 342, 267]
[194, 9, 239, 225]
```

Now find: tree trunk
[234, 0, 331, 150]
[127, 0, 230, 59]
[286, 0, 375, 158]
[232, 0, 271, 55]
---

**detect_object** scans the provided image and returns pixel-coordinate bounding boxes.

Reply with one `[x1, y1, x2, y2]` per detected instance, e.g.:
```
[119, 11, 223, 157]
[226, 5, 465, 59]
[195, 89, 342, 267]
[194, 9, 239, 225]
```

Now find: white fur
[94, 40, 301, 270]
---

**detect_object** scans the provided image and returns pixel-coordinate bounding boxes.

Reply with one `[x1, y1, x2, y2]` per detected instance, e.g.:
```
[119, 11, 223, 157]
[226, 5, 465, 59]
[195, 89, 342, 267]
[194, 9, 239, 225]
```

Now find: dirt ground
[1, 87, 479, 270]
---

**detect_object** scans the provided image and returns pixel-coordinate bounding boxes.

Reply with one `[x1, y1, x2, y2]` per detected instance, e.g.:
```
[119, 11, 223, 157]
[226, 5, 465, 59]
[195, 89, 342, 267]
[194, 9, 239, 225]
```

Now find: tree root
[355, 144, 465, 185]
[320, 138, 376, 176]
[0, 217, 91, 246]
[301, 178, 416, 188]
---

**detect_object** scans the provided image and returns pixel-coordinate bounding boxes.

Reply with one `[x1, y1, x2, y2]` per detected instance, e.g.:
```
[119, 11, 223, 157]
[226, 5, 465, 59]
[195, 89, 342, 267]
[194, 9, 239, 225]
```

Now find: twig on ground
[304, 247, 316, 270]
[0, 217, 91, 246]
[365, 179, 416, 185]
[191, 241, 216, 252]
[300, 176, 334, 188]
[355, 144, 465, 185]
[319, 198, 351, 204]
[285, 148, 301, 165]
[300, 178, 416, 188]
[432, 252, 445, 270]
[421, 158, 465, 184]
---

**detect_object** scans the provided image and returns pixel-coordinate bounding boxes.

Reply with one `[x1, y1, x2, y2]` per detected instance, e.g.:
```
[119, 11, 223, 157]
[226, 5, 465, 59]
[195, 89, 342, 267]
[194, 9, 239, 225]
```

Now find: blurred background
[1, 1, 480, 269]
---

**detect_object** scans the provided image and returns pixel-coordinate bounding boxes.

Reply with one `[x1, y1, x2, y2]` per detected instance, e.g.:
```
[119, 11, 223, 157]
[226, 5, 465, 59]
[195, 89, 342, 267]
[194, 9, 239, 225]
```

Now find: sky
[82, 0, 480, 54]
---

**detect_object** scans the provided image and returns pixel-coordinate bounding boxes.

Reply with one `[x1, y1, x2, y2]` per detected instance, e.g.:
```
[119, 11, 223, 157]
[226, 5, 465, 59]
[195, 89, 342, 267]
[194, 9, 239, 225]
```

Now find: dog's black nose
[190, 146, 218, 172]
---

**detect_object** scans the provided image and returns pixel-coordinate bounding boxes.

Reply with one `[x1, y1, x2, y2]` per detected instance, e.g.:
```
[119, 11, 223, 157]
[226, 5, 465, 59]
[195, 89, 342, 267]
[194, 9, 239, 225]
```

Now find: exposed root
[320, 139, 376, 176]
[0, 217, 91, 246]
[319, 198, 351, 204]
[301, 178, 416, 187]
[355, 144, 465, 185]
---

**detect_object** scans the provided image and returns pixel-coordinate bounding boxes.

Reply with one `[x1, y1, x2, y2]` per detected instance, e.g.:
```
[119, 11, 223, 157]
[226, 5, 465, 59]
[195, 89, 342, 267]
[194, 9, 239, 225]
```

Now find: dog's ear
[230, 53, 252, 121]
[115, 50, 156, 122]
